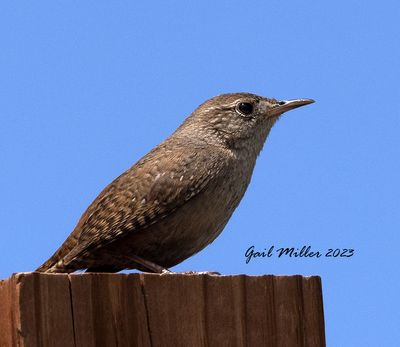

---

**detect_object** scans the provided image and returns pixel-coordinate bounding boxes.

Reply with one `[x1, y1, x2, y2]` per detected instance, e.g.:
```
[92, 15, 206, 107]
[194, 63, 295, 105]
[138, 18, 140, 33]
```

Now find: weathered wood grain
[0, 273, 325, 347]
[69, 273, 150, 347]
[0, 275, 18, 346]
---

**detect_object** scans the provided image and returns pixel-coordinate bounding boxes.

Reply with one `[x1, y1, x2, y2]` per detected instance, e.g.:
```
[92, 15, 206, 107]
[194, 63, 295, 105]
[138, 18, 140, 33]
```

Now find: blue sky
[1, 1, 399, 345]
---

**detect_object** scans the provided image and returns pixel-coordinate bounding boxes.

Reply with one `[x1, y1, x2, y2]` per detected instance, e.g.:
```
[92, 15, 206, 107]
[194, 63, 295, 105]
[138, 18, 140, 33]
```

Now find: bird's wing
[62, 142, 230, 265]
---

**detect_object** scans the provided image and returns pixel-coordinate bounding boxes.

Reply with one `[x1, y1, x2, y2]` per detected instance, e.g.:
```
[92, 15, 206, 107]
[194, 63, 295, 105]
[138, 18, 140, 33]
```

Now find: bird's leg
[128, 254, 171, 273]
[101, 249, 171, 273]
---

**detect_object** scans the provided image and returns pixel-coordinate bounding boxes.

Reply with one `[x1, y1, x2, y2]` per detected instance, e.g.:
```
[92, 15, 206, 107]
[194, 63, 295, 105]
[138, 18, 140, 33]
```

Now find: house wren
[36, 93, 314, 273]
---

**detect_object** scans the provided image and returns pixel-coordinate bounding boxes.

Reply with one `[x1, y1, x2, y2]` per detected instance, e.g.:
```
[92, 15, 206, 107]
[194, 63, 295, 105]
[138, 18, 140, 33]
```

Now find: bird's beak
[270, 98, 315, 117]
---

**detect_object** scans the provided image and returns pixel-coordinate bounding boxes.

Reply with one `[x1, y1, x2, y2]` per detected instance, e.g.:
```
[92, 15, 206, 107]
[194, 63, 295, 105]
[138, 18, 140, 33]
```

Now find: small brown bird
[36, 93, 314, 273]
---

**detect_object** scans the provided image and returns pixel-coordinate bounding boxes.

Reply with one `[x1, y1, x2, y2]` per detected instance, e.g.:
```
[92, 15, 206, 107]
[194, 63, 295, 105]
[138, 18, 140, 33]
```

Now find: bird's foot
[161, 270, 221, 276]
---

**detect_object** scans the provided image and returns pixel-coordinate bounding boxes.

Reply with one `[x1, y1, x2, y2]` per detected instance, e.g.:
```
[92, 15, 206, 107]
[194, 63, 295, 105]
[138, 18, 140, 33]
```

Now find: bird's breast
[122, 150, 257, 267]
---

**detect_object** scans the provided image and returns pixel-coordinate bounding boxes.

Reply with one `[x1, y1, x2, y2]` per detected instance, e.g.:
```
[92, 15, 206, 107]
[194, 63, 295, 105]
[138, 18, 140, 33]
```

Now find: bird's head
[178, 93, 314, 154]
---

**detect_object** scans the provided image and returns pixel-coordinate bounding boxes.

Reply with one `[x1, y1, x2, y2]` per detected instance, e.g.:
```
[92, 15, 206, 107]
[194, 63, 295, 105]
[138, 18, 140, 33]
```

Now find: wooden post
[0, 273, 325, 346]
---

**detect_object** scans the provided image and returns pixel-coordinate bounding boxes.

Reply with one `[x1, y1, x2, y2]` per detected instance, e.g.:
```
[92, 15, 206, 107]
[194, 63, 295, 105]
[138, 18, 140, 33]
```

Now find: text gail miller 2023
[244, 245, 355, 264]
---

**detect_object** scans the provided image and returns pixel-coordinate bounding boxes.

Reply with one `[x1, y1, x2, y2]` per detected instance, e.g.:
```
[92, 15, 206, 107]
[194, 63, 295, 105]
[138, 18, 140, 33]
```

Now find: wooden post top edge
[2, 272, 322, 282]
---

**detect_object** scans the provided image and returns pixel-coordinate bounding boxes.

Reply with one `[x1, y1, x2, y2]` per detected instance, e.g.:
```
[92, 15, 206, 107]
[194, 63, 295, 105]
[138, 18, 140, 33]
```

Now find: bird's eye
[237, 102, 254, 116]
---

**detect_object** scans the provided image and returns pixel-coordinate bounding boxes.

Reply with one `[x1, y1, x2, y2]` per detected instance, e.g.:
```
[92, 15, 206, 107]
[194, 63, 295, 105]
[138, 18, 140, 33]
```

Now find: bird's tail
[35, 242, 77, 273]
[35, 258, 67, 273]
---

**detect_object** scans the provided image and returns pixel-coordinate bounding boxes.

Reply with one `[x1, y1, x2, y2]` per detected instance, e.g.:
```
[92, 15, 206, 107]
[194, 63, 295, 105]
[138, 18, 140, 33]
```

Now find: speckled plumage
[36, 93, 314, 273]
